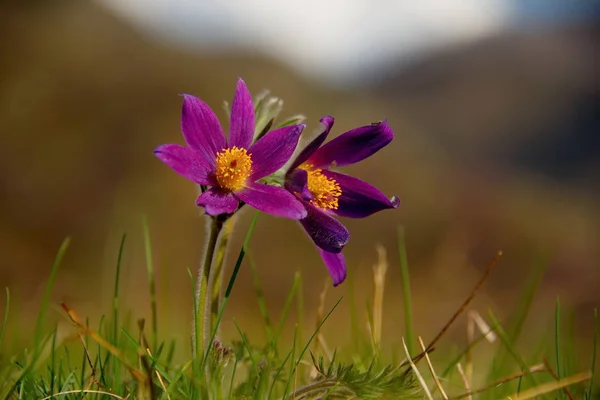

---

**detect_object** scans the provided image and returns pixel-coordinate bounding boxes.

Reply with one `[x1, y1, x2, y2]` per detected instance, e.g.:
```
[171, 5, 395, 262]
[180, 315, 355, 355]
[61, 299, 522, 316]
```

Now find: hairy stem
[193, 216, 224, 362]
[209, 215, 236, 337]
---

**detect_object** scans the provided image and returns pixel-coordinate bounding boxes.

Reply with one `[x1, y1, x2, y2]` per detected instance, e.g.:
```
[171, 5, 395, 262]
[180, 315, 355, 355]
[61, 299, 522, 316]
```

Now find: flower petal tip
[318, 249, 347, 286]
[332, 274, 346, 287]
[295, 208, 309, 220]
[295, 123, 307, 134]
[196, 189, 239, 215]
[377, 119, 394, 140]
[319, 115, 335, 128]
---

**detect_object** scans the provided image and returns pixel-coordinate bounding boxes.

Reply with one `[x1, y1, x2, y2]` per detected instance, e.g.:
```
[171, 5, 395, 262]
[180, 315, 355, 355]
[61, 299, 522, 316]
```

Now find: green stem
[193, 216, 224, 363]
[209, 215, 236, 337]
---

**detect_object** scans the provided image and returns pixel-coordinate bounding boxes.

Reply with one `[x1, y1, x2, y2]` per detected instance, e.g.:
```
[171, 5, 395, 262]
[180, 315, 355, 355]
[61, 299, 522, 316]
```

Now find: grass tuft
[0, 225, 595, 400]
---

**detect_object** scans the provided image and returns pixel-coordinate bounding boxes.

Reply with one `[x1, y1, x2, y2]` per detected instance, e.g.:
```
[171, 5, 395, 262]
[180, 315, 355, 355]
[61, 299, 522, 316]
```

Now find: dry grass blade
[155, 369, 171, 400]
[39, 389, 125, 400]
[372, 245, 388, 350]
[402, 337, 434, 400]
[456, 362, 472, 400]
[418, 336, 449, 399]
[137, 319, 156, 400]
[76, 323, 98, 389]
[449, 364, 545, 400]
[507, 371, 591, 400]
[542, 356, 574, 400]
[466, 311, 474, 385]
[469, 310, 496, 343]
[60, 303, 146, 381]
[465, 310, 496, 385]
[411, 251, 503, 366]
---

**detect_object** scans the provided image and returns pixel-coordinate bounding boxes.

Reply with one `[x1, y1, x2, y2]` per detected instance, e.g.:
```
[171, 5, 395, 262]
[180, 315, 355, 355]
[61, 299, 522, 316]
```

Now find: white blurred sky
[98, 0, 595, 85]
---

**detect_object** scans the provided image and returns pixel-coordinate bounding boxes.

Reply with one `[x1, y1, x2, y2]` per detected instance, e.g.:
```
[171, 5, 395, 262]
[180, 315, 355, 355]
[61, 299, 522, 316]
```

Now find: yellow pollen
[215, 146, 252, 191]
[300, 164, 342, 210]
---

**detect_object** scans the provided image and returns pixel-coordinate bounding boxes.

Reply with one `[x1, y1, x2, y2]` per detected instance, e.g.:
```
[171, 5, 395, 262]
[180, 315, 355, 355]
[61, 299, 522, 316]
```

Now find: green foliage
[291, 354, 420, 399]
[0, 224, 595, 400]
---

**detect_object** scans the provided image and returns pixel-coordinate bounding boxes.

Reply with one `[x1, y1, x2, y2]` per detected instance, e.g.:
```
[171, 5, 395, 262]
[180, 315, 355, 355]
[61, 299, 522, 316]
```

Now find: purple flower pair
[155, 78, 399, 285]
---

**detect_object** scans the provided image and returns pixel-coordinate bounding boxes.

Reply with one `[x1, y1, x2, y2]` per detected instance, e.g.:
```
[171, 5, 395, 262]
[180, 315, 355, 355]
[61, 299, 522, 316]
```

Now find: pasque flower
[285, 116, 400, 286]
[155, 78, 307, 219]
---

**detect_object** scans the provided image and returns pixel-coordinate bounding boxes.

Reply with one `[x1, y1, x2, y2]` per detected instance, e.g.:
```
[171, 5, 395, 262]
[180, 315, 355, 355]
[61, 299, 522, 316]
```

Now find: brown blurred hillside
[0, 0, 598, 348]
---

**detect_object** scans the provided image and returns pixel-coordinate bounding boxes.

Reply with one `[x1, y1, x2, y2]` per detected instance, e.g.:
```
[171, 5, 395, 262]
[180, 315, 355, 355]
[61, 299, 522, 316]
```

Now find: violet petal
[308, 120, 393, 168]
[299, 200, 349, 253]
[248, 124, 305, 180]
[322, 170, 400, 218]
[154, 144, 215, 186]
[290, 116, 334, 170]
[285, 168, 313, 200]
[318, 248, 347, 286]
[236, 182, 307, 219]
[228, 78, 255, 149]
[196, 188, 239, 215]
[180, 94, 226, 166]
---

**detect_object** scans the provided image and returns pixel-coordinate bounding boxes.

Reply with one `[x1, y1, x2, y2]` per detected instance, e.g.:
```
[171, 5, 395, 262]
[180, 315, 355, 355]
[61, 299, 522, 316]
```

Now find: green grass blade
[34, 238, 70, 357]
[49, 325, 58, 397]
[488, 310, 538, 391]
[233, 319, 257, 372]
[227, 349, 239, 400]
[398, 227, 415, 355]
[0, 288, 9, 352]
[347, 270, 360, 353]
[588, 308, 598, 400]
[441, 323, 502, 378]
[112, 234, 126, 393]
[272, 272, 301, 349]
[555, 297, 563, 399]
[188, 266, 202, 396]
[249, 252, 273, 341]
[296, 273, 304, 349]
[223, 213, 258, 300]
[283, 325, 298, 400]
[142, 217, 158, 350]
[113, 234, 126, 344]
[283, 297, 343, 398]
[269, 339, 295, 399]
[508, 255, 548, 343]
[496, 255, 548, 372]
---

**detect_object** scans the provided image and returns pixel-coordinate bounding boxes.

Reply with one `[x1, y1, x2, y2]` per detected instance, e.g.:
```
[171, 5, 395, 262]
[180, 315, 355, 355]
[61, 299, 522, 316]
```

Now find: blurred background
[1, 0, 599, 357]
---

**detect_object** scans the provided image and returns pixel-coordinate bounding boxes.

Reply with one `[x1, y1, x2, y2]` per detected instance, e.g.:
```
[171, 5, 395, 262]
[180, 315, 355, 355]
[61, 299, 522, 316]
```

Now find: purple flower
[285, 116, 400, 286]
[155, 78, 307, 219]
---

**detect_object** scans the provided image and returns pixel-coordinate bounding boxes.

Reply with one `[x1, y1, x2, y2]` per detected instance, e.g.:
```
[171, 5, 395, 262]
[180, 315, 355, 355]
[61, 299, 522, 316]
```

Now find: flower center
[300, 164, 342, 210]
[215, 147, 252, 191]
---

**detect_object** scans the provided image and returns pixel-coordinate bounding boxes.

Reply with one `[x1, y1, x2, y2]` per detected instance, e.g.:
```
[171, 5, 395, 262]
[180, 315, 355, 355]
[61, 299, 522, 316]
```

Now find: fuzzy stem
[193, 216, 224, 363]
[209, 215, 236, 337]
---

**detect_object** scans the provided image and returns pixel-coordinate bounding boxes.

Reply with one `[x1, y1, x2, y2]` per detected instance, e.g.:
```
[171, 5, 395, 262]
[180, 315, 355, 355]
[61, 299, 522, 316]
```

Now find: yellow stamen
[215, 146, 252, 191]
[299, 164, 342, 210]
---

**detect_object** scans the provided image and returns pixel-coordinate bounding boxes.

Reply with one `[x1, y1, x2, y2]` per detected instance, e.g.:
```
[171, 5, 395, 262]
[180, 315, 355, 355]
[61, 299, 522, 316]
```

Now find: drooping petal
[228, 78, 255, 149]
[299, 201, 349, 253]
[180, 94, 227, 166]
[196, 188, 239, 215]
[154, 144, 215, 186]
[284, 168, 313, 200]
[248, 124, 305, 180]
[322, 170, 400, 218]
[318, 248, 347, 286]
[308, 120, 394, 168]
[236, 182, 307, 219]
[290, 116, 334, 170]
